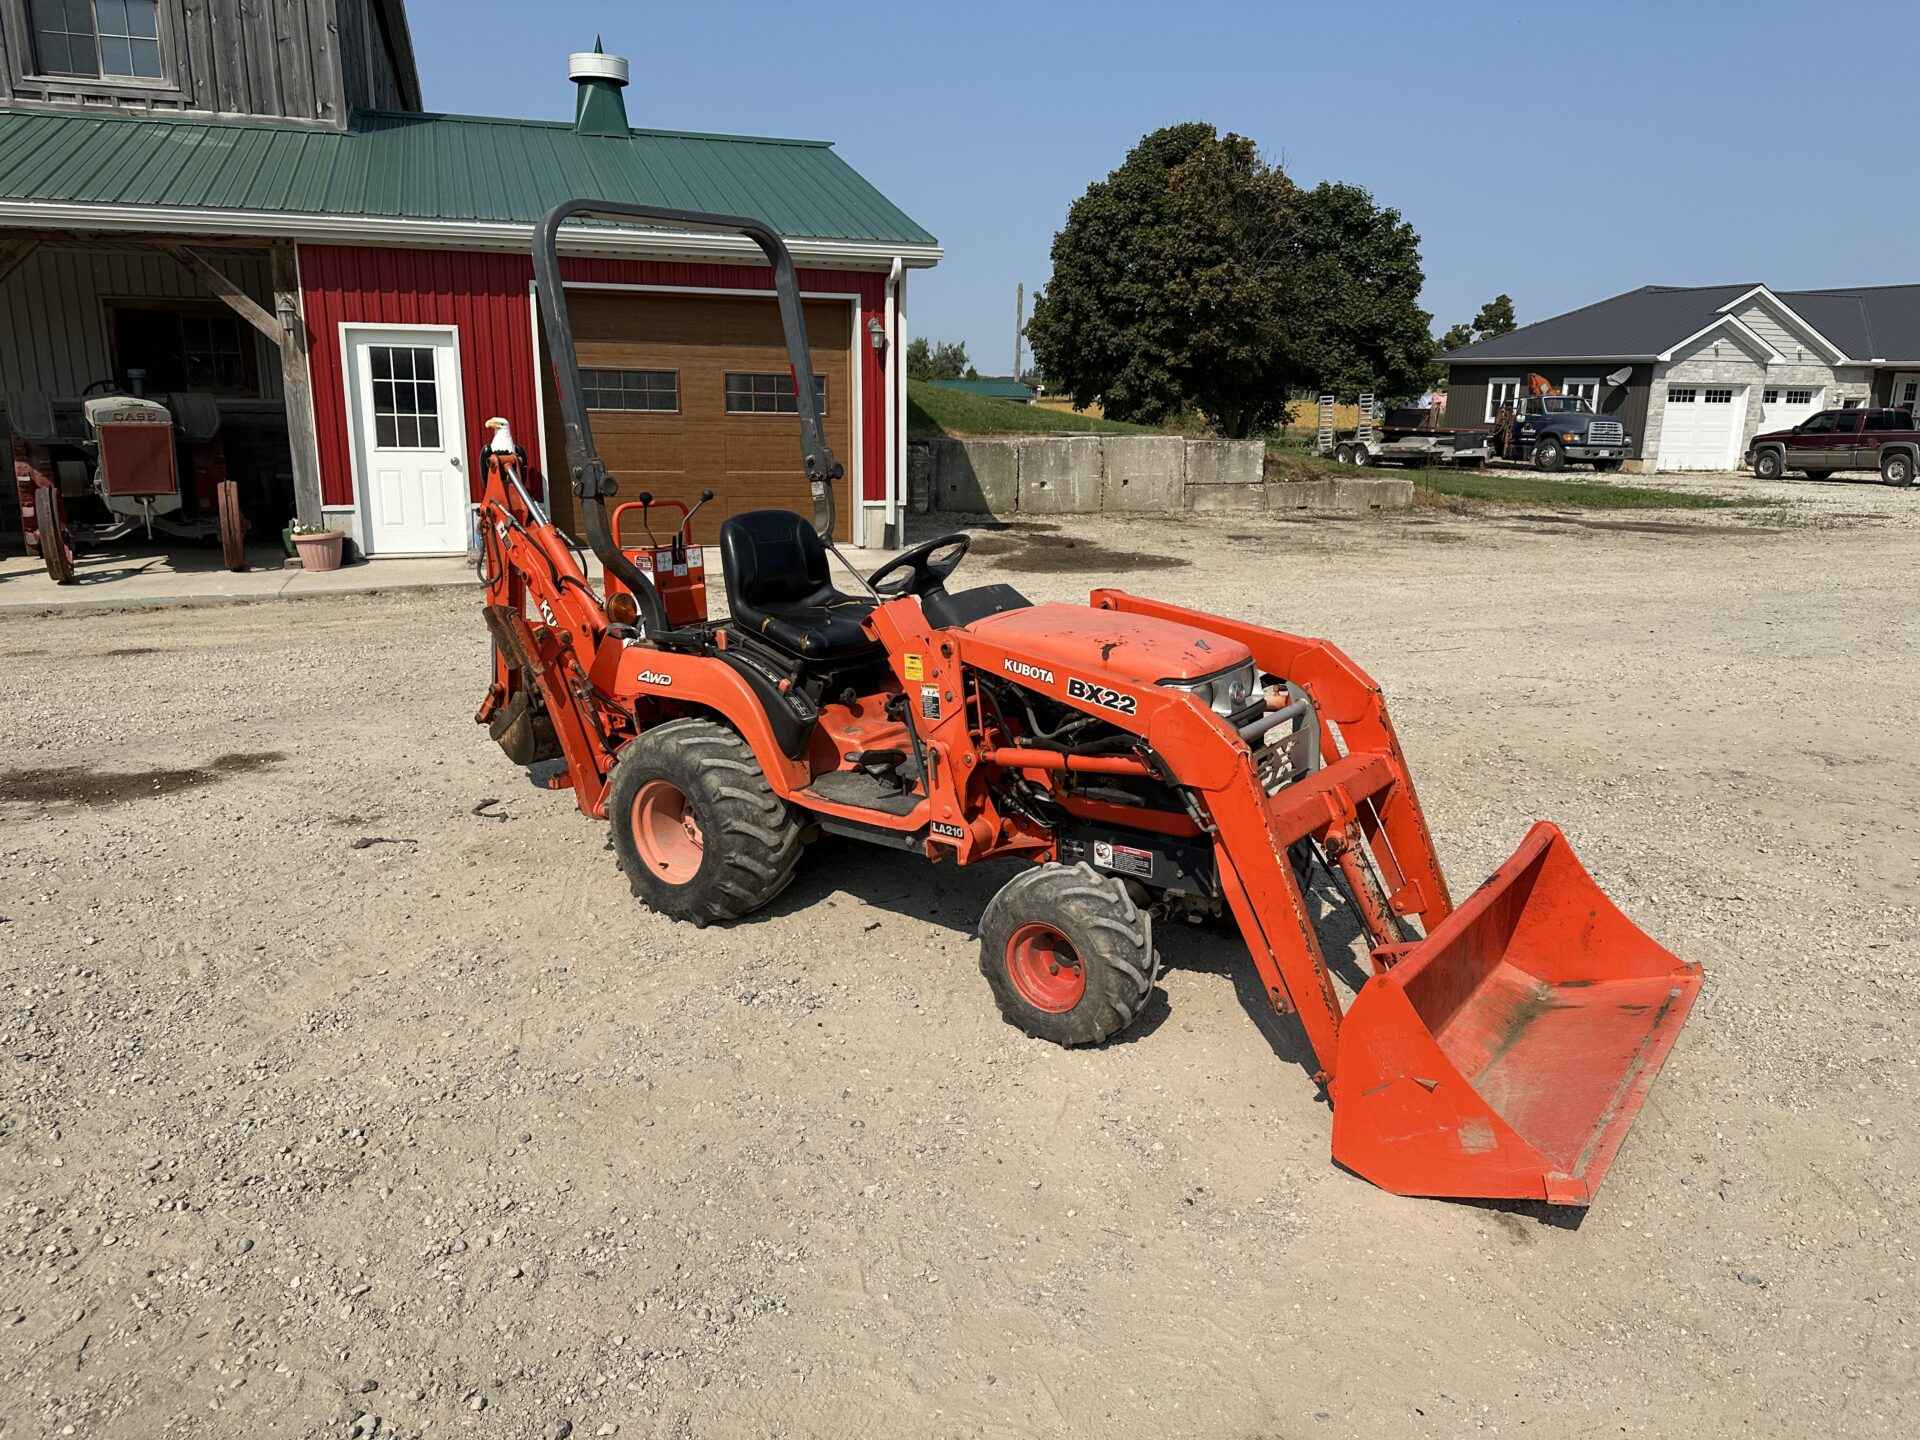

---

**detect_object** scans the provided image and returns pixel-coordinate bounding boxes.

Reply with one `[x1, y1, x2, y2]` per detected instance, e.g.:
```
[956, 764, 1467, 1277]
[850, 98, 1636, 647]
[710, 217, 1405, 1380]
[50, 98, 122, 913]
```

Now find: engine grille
[1589, 420, 1626, 444]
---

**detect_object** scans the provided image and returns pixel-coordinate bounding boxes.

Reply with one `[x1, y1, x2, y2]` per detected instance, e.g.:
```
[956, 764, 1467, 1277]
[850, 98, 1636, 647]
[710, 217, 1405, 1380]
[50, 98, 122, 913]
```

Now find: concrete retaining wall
[911, 437, 1412, 518]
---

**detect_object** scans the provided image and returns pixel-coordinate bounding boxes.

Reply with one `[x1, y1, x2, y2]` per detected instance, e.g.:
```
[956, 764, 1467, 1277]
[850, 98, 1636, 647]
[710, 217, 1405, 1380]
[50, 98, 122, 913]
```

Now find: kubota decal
[1003, 658, 1055, 685]
[1068, 677, 1137, 715]
[538, 599, 557, 627]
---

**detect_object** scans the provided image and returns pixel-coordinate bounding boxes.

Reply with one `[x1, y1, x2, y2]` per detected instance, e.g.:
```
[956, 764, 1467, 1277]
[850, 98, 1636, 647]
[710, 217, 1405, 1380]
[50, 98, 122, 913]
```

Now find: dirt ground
[3, 473, 1916, 1439]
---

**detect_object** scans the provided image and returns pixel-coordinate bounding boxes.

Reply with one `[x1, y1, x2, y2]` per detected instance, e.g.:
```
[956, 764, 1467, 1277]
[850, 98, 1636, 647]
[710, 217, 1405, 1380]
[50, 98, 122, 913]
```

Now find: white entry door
[1892, 372, 1920, 417]
[1656, 384, 1748, 471]
[347, 327, 469, 554]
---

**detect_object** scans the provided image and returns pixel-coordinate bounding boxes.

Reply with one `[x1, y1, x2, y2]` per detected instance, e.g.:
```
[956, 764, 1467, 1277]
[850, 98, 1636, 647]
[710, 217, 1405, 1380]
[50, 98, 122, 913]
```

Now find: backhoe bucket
[1330, 822, 1701, 1204]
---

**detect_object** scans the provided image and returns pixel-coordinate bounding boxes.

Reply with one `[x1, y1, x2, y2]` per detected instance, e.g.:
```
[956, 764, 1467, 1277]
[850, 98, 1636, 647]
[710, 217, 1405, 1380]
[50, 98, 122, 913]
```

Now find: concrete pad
[1186, 484, 1265, 513]
[932, 438, 1019, 514]
[1185, 439, 1263, 488]
[1103, 436, 1186, 513]
[1018, 437, 1102, 514]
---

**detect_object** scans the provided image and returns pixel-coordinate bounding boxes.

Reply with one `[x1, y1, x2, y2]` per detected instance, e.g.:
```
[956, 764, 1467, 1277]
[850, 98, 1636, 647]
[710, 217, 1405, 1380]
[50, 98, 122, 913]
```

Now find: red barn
[0, 20, 938, 558]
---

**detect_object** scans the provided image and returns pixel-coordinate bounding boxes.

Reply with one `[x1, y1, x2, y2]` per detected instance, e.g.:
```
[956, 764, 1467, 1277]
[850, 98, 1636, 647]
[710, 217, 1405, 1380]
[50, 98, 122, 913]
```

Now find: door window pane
[724, 372, 827, 415]
[368, 345, 441, 449]
[1667, 387, 1696, 404]
[1702, 388, 1733, 404]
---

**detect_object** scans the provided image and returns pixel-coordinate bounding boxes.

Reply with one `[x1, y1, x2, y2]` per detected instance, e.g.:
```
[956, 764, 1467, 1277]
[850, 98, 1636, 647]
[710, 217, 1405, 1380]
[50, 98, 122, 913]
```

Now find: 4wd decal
[635, 669, 673, 686]
[930, 820, 966, 840]
[1067, 676, 1138, 715]
[1003, 658, 1055, 685]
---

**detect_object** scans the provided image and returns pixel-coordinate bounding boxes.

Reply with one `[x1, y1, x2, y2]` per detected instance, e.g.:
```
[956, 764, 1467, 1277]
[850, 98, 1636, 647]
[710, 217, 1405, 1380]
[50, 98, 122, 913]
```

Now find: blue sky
[415, 0, 1916, 374]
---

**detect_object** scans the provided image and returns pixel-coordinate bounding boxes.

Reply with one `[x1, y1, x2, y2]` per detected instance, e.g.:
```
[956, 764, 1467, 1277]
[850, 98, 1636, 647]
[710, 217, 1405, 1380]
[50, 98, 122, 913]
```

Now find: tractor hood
[967, 602, 1254, 685]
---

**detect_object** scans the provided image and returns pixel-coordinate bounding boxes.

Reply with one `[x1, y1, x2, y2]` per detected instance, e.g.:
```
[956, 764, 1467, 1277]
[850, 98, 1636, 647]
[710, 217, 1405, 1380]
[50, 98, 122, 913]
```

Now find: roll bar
[531, 199, 845, 634]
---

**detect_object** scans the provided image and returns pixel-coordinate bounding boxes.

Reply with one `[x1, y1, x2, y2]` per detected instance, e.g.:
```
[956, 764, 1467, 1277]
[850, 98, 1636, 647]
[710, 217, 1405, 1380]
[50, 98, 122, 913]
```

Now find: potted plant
[289, 518, 345, 572]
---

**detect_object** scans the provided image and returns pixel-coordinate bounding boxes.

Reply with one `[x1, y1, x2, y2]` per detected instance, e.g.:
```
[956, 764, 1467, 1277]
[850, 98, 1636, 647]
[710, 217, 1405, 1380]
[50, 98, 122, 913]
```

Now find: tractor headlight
[1160, 660, 1258, 718]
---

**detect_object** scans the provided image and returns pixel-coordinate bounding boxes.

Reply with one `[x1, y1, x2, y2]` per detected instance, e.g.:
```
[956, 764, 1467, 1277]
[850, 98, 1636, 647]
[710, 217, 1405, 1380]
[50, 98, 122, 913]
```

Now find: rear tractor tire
[607, 717, 803, 926]
[979, 862, 1159, 1047]
[35, 484, 73, 585]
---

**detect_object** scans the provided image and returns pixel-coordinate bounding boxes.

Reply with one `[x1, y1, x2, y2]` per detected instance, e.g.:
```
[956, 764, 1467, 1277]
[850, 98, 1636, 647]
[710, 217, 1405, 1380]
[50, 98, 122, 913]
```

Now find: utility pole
[1013, 282, 1024, 381]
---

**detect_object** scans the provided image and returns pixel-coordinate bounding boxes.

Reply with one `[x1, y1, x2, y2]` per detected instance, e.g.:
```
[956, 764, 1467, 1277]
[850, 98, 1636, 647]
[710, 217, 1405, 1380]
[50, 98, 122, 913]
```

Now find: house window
[1562, 378, 1599, 408]
[1703, 388, 1733, 404]
[367, 344, 441, 450]
[581, 368, 678, 413]
[1485, 377, 1522, 422]
[31, 0, 164, 79]
[1785, 388, 1814, 405]
[1894, 380, 1917, 411]
[724, 371, 826, 415]
[1667, 387, 1697, 404]
[110, 303, 258, 396]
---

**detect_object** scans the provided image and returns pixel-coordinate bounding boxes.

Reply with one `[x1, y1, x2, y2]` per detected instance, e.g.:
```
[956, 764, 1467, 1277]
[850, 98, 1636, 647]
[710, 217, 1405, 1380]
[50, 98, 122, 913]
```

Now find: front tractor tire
[608, 718, 802, 927]
[979, 863, 1159, 1047]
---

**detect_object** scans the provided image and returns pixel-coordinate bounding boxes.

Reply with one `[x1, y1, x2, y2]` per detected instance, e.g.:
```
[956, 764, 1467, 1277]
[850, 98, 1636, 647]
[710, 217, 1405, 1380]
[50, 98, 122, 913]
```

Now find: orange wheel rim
[1006, 922, 1085, 1013]
[632, 779, 703, 882]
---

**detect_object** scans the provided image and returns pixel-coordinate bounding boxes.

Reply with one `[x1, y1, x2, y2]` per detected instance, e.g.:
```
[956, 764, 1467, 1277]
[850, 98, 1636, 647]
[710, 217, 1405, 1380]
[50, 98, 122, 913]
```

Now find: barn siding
[299, 243, 890, 514]
[0, 0, 348, 123]
[0, 244, 282, 399]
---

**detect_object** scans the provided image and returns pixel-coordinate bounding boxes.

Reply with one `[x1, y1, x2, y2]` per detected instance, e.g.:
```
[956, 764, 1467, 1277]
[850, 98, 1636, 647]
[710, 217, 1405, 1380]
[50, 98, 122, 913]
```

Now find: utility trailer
[1330, 404, 1492, 469]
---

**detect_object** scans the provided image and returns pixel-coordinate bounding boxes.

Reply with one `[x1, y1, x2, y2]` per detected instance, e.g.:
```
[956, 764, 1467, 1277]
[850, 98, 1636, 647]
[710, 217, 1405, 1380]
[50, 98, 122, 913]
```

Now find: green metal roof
[0, 107, 937, 247]
[928, 377, 1034, 401]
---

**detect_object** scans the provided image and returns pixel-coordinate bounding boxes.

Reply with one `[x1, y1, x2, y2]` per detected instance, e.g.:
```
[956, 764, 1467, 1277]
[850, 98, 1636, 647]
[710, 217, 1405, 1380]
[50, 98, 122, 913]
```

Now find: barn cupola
[569, 37, 631, 137]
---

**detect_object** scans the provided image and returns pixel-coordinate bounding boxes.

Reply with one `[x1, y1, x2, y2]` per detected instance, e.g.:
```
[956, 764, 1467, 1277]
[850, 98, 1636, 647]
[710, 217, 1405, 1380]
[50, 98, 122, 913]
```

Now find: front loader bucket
[1330, 822, 1701, 1205]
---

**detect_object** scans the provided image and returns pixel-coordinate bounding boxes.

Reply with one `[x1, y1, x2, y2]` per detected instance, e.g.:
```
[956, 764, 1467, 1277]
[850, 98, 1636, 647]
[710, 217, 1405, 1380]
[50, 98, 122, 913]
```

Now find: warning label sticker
[920, 685, 942, 720]
[1091, 839, 1154, 878]
[903, 654, 925, 681]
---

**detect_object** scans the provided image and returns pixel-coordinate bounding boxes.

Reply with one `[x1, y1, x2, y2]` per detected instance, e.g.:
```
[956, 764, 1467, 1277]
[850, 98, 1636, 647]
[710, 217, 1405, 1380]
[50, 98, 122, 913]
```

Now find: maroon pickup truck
[1746, 407, 1917, 486]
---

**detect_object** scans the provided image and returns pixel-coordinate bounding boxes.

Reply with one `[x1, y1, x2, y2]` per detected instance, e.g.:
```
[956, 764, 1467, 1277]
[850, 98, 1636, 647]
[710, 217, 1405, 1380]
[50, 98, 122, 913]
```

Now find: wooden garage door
[540, 290, 853, 544]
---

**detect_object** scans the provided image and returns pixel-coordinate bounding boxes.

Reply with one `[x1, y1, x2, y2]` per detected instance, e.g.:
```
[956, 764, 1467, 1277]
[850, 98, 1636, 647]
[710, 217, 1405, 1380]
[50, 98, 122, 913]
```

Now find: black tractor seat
[718, 509, 880, 662]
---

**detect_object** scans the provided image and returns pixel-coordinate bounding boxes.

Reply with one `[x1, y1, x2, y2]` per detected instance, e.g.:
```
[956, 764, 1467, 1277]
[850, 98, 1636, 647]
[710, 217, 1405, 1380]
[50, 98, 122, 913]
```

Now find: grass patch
[1410, 469, 1738, 510]
[909, 381, 1158, 439]
[1263, 445, 1738, 510]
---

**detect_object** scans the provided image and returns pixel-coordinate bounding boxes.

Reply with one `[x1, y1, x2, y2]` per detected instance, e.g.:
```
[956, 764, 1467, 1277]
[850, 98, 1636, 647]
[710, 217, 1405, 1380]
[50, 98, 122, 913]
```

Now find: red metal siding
[299, 245, 889, 511]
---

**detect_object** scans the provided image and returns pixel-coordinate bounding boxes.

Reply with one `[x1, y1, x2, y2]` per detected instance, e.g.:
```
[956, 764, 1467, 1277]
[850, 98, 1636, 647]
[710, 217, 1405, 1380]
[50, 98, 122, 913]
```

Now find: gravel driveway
[3, 480, 1915, 1439]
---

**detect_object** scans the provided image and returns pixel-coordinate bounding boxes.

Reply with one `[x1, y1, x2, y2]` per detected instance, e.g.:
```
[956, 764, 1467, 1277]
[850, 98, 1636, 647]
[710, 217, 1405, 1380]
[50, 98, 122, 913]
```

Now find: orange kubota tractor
[476, 200, 1701, 1205]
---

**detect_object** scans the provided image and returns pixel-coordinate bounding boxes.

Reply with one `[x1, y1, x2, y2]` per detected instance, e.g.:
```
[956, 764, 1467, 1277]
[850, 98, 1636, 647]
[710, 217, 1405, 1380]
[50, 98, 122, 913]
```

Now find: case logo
[1068, 677, 1138, 715]
[1003, 658, 1055, 685]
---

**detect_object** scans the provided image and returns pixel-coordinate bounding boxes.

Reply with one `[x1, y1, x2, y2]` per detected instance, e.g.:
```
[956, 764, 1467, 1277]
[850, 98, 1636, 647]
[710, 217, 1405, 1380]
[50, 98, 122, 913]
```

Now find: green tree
[906, 336, 972, 381]
[1472, 293, 1517, 339]
[1027, 124, 1436, 435]
[1280, 181, 1437, 406]
[1439, 321, 1476, 353]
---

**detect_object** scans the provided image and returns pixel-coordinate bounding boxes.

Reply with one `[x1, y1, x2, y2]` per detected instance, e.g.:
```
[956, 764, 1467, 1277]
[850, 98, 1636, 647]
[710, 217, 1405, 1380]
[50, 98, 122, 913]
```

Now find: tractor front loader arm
[1090, 590, 1702, 1205]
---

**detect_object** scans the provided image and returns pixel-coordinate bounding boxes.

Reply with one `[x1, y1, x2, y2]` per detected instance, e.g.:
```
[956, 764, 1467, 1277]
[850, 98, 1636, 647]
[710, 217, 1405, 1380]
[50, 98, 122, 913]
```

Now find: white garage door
[1657, 384, 1747, 471]
[1759, 385, 1824, 434]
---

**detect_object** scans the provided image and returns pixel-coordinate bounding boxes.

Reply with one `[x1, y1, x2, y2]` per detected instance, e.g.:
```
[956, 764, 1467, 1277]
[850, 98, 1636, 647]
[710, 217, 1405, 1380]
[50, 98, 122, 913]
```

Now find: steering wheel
[867, 532, 971, 599]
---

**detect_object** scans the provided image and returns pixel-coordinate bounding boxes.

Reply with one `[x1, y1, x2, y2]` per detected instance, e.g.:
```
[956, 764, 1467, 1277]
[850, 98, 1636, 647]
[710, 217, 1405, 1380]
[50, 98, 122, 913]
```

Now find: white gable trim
[1714, 285, 1849, 363]
[1657, 313, 1784, 365]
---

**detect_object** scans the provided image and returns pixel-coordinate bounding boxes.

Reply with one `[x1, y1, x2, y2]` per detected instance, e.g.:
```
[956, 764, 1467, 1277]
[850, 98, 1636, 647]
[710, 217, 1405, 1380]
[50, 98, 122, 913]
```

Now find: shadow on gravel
[0, 749, 286, 808]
